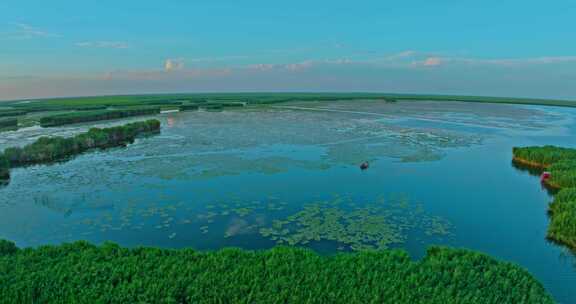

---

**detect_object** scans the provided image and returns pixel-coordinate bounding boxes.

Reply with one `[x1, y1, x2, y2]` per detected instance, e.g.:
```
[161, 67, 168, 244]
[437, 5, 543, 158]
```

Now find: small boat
[360, 161, 369, 170]
[540, 171, 551, 182]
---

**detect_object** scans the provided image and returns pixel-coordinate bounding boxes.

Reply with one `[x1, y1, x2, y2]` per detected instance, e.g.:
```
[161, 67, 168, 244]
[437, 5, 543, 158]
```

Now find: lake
[1, 100, 575, 303]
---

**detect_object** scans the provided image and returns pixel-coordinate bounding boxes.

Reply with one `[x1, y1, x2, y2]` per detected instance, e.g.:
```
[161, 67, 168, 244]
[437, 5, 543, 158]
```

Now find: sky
[1, 0, 576, 101]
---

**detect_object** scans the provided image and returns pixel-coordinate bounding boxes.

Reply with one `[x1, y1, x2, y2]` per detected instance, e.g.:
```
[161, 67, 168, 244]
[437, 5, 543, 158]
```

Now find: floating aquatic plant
[258, 197, 452, 251]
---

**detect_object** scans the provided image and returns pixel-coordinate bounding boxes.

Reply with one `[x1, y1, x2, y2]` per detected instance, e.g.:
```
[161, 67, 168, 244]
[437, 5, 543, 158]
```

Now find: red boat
[540, 171, 551, 182]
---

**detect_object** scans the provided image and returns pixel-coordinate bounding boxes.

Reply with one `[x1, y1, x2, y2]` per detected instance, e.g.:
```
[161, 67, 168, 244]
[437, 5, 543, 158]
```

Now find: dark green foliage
[0, 240, 18, 255]
[179, 104, 200, 111]
[0, 241, 553, 304]
[213, 101, 246, 107]
[39, 107, 160, 127]
[512, 145, 576, 252]
[0, 154, 9, 181]
[0, 118, 17, 129]
[0, 110, 26, 118]
[73, 105, 108, 111]
[203, 104, 223, 111]
[3, 119, 160, 167]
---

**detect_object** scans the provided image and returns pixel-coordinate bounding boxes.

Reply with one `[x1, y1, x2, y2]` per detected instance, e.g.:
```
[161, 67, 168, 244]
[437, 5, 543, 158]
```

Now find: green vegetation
[0, 118, 17, 129]
[0, 120, 160, 184]
[512, 145, 576, 251]
[513, 146, 576, 168]
[0, 239, 553, 304]
[258, 198, 451, 251]
[0, 93, 573, 128]
[0, 110, 26, 118]
[202, 104, 224, 111]
[3, 93, 575, 110]
[0, 154, 9, 182]
[179, 104, 200, 111]
[39, 107, 161, 127]
[548, 188, 576, 249]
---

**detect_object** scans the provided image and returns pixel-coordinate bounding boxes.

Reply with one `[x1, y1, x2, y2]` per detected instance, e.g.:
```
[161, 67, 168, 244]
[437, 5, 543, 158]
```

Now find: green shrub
[0, 241, 553, 304]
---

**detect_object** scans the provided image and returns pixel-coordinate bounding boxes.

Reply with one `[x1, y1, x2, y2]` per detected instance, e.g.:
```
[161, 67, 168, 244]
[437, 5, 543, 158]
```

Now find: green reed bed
[548, 188, 576, 249]
[0, 118, 17, 129]
[179, 104, 200, 111]
[0, 239, 553, 304]
[512, 146, 576, 169]
[0, 110, 26, 118]
[39, 107, 160, 127]
[0, 120, 160, 183]
[512, 145, 576, 251]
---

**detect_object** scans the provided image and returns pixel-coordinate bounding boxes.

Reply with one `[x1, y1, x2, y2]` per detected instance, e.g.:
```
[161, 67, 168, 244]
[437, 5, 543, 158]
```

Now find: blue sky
[1, 0, 576, 100]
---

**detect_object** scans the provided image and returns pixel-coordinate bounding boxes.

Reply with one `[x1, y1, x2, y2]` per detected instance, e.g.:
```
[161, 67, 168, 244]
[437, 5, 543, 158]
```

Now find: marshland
[1, 94, 576, 302]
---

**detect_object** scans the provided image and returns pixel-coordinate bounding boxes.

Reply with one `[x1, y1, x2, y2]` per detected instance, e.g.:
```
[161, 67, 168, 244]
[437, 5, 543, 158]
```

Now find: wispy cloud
[185, 55, 251, 63]
[457, 56, 576, 66]
[164, 58, 185, 72]
[285, 60, 314, 71]
[412, 56, 443, 67]
[75, 41, 130, 49]
[247, 60, 317, 72]
[248, 63, 276, 71]
[10, 22, 60, 39]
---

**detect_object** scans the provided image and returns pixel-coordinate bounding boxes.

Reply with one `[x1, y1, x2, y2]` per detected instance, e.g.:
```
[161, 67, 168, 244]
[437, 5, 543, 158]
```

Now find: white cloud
[164, 58, 185, 72]
[75, 41, 130, 49]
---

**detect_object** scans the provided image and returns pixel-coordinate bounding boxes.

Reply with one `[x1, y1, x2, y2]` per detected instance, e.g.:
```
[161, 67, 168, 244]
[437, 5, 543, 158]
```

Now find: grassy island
[0, 119, 160, 182]
[512, 145, 576, 251]
[0, 239, 553, 304]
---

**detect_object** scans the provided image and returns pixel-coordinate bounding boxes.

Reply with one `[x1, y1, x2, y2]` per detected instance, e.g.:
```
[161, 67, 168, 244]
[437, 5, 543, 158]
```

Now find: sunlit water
[1, 100, 575, 303]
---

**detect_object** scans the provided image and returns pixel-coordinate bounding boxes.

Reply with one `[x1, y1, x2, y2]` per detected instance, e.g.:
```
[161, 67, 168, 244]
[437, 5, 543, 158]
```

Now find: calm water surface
[0, 101, 575, 303]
